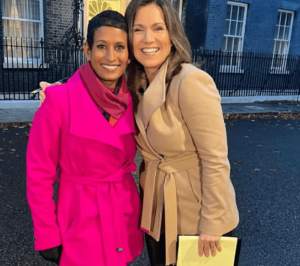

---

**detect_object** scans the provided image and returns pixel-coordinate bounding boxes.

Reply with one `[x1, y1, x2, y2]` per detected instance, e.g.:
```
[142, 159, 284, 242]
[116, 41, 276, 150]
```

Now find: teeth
[103, 65, 118, 70]
[142, 48, 159, 53]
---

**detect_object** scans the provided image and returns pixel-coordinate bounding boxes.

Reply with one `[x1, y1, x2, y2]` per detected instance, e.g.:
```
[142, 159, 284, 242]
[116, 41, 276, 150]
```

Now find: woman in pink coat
[26, 11, 143, 266]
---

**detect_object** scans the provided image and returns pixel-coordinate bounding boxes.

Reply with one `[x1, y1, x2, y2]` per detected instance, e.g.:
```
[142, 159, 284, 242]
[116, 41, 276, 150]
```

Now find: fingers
[216, 241, 222, 252]
[39, 81, 51, 91]
[198, 234, 222, 257]
[210, 241, 216, 256]
[198, 238, 204, 257]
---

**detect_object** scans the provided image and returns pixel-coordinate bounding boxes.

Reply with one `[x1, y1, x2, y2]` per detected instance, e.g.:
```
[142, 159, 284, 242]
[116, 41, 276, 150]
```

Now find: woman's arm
[179, 70, 237, 256]
[26, 87, 63, 251]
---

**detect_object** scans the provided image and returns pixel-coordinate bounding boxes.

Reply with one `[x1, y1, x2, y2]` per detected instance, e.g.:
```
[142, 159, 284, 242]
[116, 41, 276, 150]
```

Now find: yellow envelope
[177, 236, 240, 266]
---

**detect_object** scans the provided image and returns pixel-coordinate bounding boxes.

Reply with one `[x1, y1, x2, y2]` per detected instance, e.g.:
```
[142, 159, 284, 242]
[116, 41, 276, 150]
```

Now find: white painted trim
[221, 95, 299, 104]
[178, 0, 183, 21]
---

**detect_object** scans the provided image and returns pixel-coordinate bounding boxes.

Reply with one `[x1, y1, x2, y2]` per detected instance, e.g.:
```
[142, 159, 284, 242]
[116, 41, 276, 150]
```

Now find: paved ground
[0, 102, 300, 265]
[1, 100, 300, 124]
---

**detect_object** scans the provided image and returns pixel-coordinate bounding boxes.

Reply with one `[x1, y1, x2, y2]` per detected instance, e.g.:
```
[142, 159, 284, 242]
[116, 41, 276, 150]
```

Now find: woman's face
[84, 26, 128, 88]
[132, 3, 172, 74]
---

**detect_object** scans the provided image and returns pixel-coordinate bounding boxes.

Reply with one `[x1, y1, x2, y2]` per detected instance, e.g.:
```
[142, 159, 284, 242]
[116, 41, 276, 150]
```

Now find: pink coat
[26, 71, 144, 266]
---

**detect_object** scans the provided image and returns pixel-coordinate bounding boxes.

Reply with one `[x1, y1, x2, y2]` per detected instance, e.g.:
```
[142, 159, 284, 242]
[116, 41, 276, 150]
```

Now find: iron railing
[1, 37, 86, 100]
[1, 39, 300, 100]
[193, 49, 300, 97]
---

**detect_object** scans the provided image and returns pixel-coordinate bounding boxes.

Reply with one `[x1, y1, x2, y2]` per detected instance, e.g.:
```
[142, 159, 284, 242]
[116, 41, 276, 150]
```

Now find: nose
[143, 29, 154, 43]
[106, 47, 116, 62]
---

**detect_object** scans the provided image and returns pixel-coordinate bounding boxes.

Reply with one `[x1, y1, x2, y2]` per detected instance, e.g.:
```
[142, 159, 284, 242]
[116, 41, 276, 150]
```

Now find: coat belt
[140, 153, 199, 265]
[60, 160, 135, 266]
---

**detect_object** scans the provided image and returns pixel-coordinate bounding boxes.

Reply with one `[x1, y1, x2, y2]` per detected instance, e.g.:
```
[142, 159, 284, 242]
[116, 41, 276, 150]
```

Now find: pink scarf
[79, 62, 129, 120]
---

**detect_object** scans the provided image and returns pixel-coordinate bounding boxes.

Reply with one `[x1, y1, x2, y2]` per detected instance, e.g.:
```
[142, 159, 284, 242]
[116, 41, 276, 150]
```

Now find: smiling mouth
[141, 48, 159, 55]
[102, 65, 119, 70]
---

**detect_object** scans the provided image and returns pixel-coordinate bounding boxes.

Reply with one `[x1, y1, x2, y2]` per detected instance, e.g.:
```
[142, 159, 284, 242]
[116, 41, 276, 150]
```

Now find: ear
[83, 42, 91, 61]
[128, 59, 131, 64]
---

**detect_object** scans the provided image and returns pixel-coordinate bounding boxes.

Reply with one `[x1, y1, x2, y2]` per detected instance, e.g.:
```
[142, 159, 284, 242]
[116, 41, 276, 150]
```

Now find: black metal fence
[193, 49, 300, 97]
[0, 37, 86, 100]
[1, 38, 300, 100]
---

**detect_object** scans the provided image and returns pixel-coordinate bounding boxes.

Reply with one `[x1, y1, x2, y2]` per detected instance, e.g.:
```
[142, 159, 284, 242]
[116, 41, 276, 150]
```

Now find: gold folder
[177, 236, 241, 266]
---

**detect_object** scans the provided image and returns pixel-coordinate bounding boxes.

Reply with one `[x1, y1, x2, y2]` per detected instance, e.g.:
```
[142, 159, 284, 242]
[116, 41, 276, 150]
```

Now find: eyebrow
[95, 40, 126, 45]
[133, 22, 166, 27]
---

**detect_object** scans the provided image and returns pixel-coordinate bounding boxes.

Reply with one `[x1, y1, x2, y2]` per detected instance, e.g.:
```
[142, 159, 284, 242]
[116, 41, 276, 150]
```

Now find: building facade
[199, 0, 300, 56]
[1, 0, 299, 99]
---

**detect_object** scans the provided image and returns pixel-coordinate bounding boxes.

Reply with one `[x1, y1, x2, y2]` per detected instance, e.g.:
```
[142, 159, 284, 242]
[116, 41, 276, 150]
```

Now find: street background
[0, 103, 300, 266]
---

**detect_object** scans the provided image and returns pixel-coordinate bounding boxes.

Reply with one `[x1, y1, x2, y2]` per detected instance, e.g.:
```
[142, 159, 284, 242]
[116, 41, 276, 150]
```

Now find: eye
[133, 27, 142, 32]
[116, 45, 126, 51]
[154, 27, 163, 31]
[97, 44, 106, 50]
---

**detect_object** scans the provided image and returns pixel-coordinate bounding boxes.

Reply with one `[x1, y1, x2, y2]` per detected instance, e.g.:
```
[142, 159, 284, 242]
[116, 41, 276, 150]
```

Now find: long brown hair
[125, 0, 192, 92]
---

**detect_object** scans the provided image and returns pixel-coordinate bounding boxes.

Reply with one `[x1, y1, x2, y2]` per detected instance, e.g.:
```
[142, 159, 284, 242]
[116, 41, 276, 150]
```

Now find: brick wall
[45, 0, 74, 48]
[205, 0, 300, 54]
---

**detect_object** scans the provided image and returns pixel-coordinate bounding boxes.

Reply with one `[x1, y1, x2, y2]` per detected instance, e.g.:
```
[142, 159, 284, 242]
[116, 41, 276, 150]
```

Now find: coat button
[116, 248, 123, 252]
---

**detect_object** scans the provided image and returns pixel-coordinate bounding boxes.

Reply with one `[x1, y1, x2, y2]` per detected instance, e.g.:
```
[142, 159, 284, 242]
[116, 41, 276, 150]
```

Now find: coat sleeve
[178, 70, 239, 236]
[26, 88, 62, 250]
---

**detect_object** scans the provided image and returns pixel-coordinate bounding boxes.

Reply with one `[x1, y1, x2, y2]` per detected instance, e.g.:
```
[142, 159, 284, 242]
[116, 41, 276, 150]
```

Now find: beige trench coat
[134, 60, 239, 265]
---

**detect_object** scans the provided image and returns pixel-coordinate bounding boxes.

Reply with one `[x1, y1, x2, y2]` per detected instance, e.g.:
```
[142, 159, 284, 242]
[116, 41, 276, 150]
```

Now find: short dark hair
[87, 10, 128, 49]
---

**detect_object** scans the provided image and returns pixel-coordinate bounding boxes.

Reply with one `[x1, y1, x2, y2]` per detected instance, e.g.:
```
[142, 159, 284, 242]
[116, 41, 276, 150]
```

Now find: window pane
[226, 4, 231, 20]
[273, 41, 280, 54]
[3, 0, 15, 17]
[15, 0, 27, 19]
[28, 0, 40, 20]
[232, 51, 238, 66]
[233, 38, 241, 52]
[276, 12, 281, 25]
[232, 5, 238, 20]
[222, 50, 231, 66]
[227, 37, 233, 51]
[224, 20, 230, 35]
[28, 22, 40, 40]
[3, 37, 13, 59]
[237, 22, 243, 36]
[222, 37, 227, 50]
[280, 41, 288, 54]
[278, 26, 284, 39]
[230, 21, 236, 35]
[286, 13, 292, 26]
[274, 25, 279, 38]
[284, 26, 290, 40]
[14, 21, 27, 39]
[280, 12, 286, 25]
[238, 6, 245, 21]
[3, 19, 14, 38]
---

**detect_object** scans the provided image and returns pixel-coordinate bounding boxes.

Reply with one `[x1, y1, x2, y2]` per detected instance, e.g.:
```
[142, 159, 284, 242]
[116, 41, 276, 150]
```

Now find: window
[271, 9, 294, 74]
[2, 0, 44, 66]
[221, 1, 248, 72]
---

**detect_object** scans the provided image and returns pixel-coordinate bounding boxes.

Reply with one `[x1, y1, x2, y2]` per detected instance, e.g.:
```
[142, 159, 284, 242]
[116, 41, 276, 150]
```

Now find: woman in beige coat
[125, 0, 239, 265]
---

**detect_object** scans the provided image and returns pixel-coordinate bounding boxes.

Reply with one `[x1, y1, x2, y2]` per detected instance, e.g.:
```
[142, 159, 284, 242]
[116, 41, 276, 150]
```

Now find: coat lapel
[139, 60, 168, 130]
[134, 60, 169, 158]
[67, 71, 133, 153]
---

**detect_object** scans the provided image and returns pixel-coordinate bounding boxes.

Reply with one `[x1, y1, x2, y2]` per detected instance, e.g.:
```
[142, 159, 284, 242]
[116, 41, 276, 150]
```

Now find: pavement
[1, 100, 300, 124]
[1, 100, 300, 266]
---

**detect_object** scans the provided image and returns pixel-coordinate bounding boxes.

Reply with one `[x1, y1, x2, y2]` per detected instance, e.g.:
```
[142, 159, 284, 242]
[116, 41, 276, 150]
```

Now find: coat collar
[67, 71, 135, 152]
[139, 59, 168, 129]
